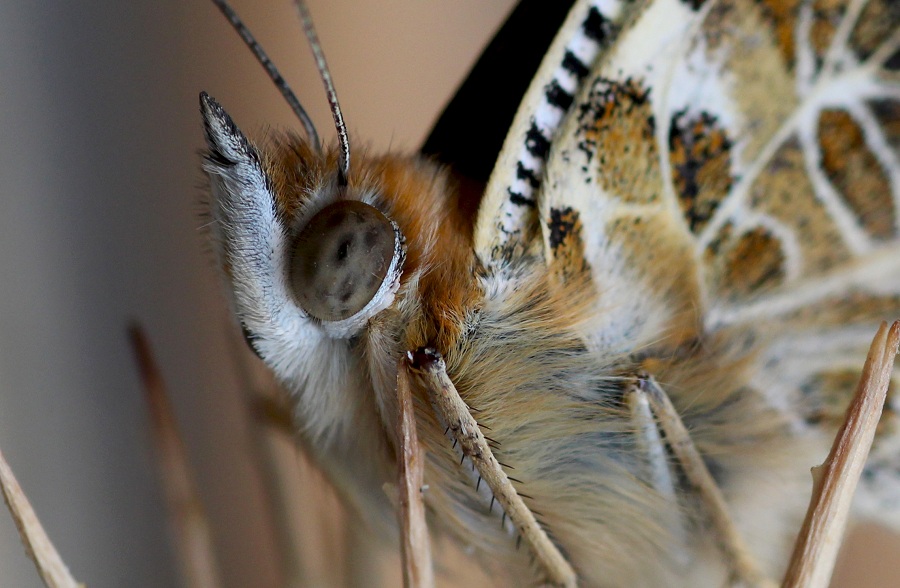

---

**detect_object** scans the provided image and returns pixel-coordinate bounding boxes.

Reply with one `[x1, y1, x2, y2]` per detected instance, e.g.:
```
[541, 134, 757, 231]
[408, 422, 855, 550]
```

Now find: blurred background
[0, 1, 898, 587]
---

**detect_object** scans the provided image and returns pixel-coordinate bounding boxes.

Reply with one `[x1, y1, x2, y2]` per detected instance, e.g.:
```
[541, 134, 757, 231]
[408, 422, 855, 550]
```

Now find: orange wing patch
[817, 109, 896, 241]
[547, 206, 590, 282]
[576, 78, 661, 205]
[669, 111, 734, 234]
[704, 224, 786, 302]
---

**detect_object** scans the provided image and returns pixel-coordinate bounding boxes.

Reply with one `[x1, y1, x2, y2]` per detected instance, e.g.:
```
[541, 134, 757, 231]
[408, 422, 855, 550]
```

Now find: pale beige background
[0, 1, 898, 587]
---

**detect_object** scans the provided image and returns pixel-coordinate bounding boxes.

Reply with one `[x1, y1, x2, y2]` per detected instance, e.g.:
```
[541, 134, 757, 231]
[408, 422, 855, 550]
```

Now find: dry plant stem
[0, 450, 82, 588]
[396, 360, 435, 588]
[252, 394, 297, 438]
[638, 375, 775, 588]
[782, 320, 900, 588]
[227, 327, 310, 588]
[408, 347, 577, 588]
[129, 325, 222, 588]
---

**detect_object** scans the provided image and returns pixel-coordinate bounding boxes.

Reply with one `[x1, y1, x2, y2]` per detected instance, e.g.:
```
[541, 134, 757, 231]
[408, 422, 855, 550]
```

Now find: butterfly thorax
[404, 263, 820, 585]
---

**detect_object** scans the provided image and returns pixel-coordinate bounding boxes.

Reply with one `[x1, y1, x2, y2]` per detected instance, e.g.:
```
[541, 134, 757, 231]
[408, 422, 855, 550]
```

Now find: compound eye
[289, 200, 398, 322]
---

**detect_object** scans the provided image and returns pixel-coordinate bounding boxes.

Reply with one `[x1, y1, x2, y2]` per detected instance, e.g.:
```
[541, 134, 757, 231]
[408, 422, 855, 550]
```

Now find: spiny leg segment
[405, 346, 780, 587]
[406, 348, 577, 588]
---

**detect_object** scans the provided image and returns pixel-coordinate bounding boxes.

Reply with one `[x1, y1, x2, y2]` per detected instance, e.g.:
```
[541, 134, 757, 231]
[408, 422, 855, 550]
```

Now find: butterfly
[200, 0, 900, 585]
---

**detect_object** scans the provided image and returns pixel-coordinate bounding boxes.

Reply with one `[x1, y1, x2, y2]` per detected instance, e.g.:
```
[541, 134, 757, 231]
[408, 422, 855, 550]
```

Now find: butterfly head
[200, 90, 471, 384]
[201, 91, 411, 341]
[199, 3, 482, 513]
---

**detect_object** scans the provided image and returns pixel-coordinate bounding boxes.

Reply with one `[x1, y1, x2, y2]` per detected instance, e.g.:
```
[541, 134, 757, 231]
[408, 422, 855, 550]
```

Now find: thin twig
[227, 322, 352, 588]
[0, 449, 82, 588]
[782, 320, 900, 588]
[129, 324, 222, 588]
[408, 347, 576, 588]
[397, 359, 434, 588]
[225, 322, 305, 587]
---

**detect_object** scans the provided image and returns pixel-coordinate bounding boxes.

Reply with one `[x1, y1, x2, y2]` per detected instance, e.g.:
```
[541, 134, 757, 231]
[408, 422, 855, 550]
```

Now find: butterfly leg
[630, 374, 776, 588]
[623, 385, 677, 504]
[406, 347, 577, 588]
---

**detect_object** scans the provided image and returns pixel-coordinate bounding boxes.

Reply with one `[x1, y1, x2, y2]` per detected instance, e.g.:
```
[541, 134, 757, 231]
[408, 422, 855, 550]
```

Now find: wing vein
[821, 0, 870, 78]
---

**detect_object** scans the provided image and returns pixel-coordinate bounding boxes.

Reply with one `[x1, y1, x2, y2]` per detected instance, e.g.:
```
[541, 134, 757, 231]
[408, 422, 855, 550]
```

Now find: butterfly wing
[474, 0, 640, 265]
[540, 0, 900, 534]
[473, 0, 900, 578]
[421, 0, 576, 185]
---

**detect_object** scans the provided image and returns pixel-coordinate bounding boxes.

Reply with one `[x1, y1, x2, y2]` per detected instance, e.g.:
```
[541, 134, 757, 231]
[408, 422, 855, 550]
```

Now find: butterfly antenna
[293, 0, 351, 186]
[210, 0, 321, 151]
